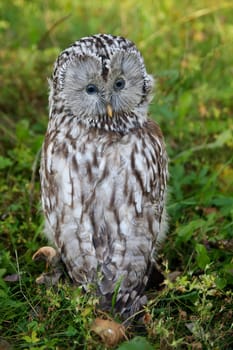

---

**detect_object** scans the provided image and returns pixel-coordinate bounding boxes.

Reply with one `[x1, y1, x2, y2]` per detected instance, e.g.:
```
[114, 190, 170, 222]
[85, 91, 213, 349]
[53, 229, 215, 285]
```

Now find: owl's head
[50, 34, 154, 132]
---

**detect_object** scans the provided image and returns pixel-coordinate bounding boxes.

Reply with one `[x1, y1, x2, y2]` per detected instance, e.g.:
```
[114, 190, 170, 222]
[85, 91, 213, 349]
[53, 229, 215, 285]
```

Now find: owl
[38, 34, 168, 319]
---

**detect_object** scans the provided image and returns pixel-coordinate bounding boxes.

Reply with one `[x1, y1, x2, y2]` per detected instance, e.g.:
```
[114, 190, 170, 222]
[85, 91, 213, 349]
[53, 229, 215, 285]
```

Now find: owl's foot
[32, 246, 59, 267]
[32, 246, 63, 286]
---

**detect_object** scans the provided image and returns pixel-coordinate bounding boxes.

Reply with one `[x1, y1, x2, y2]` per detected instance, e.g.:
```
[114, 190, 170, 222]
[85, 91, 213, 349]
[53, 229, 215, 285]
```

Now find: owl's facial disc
[62, 49, 153, 124]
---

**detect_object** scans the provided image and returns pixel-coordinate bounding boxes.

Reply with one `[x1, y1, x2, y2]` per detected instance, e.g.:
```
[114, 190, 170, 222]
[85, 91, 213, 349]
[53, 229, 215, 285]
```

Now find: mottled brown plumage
[39, 34, 168, 318]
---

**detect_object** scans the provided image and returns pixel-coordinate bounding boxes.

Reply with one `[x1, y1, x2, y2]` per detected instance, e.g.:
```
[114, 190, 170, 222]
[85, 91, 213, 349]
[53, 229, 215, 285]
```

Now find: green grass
[1, 0, 233, 349]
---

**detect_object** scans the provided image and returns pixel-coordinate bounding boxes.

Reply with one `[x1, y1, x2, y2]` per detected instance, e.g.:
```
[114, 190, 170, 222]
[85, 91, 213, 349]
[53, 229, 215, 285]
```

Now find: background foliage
[0, 0, 233, 349]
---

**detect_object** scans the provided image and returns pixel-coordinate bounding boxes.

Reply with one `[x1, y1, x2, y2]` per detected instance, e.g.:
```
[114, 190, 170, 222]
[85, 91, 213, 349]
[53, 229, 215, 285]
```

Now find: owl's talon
[32, 246, 60, 270]
[33, 246, 63, 285]
[35, 271, 63, 286]
[32, 246, 58, 264]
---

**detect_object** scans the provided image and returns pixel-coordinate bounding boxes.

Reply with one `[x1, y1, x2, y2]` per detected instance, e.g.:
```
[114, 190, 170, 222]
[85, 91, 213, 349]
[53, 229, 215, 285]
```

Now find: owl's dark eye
[114, 78, 125, 91]
[86, 84, 98, 95]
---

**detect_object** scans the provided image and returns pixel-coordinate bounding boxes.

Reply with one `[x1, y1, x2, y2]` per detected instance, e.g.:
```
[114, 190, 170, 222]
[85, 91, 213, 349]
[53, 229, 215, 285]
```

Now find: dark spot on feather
[72, 155, 79, 172]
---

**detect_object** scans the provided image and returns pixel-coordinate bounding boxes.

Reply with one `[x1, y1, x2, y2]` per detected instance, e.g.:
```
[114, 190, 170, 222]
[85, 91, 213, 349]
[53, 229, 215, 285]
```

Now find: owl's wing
[141, 119, 168, 238]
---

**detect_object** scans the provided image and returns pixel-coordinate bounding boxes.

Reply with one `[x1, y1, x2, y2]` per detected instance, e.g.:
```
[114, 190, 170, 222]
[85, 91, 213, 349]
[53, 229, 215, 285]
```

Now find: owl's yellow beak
[106, 104, 113, 118]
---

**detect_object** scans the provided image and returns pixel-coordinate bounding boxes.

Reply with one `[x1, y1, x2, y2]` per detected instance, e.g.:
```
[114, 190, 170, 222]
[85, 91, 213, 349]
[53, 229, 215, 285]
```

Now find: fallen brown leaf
[203, 239, 233, 252]
[143, 312, 152, 325]
[0, 338, 11, 350]
[4, 274, 20, 282]
[167, 270, 182, 282]
[201, 207, 218, 216]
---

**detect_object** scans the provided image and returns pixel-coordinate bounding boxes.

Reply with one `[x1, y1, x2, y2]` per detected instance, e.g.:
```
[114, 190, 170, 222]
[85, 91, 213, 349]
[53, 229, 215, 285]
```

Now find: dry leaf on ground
[91, 317, 127, 347]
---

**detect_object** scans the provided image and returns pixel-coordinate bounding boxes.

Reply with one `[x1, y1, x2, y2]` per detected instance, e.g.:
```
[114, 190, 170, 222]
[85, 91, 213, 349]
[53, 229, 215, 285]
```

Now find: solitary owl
[39, 34, 168, 318]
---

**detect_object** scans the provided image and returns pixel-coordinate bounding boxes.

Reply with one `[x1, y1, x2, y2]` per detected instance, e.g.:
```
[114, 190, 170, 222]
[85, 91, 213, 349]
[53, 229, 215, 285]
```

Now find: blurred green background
[0, 1, 233, 349]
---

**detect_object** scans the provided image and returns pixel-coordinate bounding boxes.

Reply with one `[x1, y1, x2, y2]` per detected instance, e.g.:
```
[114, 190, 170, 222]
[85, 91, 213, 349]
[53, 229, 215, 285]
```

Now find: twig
[171, 130, 233, 161]
[37, 14, 71, 50]
[29, 147, 41, 212]
[180, 3, 233, 23]
[140, 2, 233, 49]
[15, 249, 38, 317]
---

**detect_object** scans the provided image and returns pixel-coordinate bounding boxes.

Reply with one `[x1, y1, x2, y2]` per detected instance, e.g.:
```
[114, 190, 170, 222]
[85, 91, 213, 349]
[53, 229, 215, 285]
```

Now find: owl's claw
[32, 246, 59, 266]
[33, 246, 63, 286]
[35, 271, 63, 285]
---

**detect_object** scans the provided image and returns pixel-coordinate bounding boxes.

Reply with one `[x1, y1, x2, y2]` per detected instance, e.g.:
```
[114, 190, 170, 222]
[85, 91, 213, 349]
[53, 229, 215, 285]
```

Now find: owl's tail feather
[98, 261, 163, 322]
[119, 263, 164, 322]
